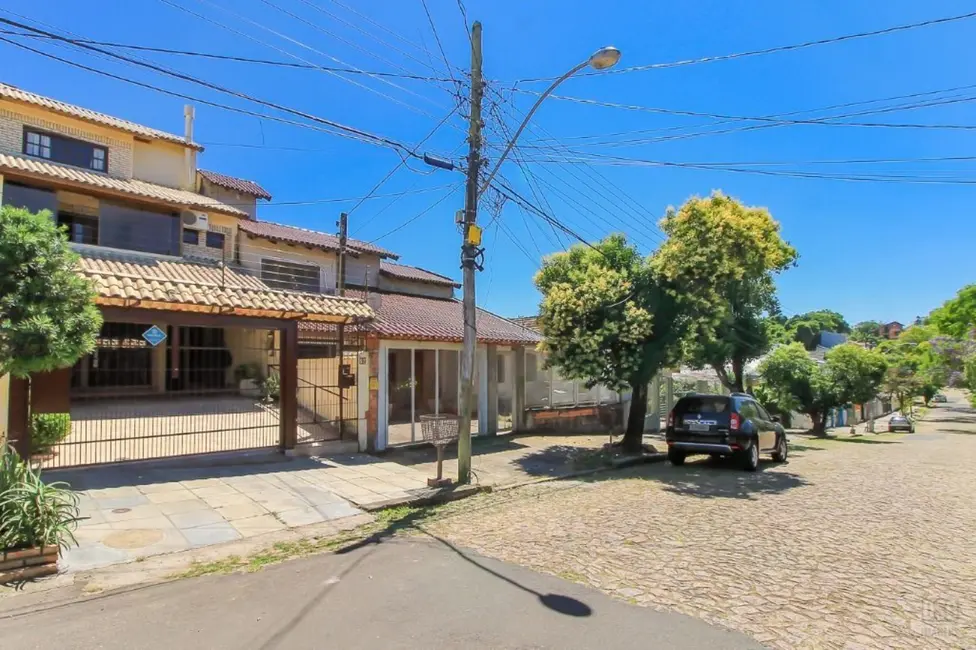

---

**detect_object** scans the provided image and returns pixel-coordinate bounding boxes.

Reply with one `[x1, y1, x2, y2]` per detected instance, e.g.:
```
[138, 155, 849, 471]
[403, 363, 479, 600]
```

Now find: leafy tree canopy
[652, 192, 797, 392]
[929, 284, 976, 339]
[0, 205, 101, 377]
[758, 343, 840, 435]
[536, 234, 683, 451]
[849, 320, 883, 346]
[785, 309, 851, 336]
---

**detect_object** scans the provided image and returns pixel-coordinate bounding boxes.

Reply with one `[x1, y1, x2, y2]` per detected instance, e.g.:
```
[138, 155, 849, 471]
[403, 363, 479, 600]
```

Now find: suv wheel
[741, 441, 760, 472]
[667, 447, 686, 466]
[771, 435, 788, 462]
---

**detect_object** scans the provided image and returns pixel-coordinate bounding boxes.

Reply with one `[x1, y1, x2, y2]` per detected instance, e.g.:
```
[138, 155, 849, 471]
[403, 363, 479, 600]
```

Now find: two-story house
[0, 82, 541, 469]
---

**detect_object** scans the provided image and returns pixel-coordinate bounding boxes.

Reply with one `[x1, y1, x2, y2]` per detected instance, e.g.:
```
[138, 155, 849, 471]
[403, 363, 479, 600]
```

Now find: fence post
[8, 377, 30, 459]
[279, 322, 298, 451]
[513, 346, 526, 432]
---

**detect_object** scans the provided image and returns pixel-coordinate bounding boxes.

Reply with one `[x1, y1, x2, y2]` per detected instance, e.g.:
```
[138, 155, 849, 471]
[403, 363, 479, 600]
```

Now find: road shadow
[935, 428, 976, 436]
[828, 437, 899, 445]
[379, 436, 530, 468]
[569, 456, 808, 501]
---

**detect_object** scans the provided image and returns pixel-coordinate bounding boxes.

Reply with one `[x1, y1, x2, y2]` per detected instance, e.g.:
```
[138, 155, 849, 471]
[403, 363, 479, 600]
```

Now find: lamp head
[588, 46, 621, 70]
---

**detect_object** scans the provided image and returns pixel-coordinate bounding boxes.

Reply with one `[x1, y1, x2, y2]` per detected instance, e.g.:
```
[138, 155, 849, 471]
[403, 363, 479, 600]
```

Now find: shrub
[262, 371, 280, 402]
[233, 362, 263, 384]
[0, 445, 80, 552]
[30, 413, 71, 455]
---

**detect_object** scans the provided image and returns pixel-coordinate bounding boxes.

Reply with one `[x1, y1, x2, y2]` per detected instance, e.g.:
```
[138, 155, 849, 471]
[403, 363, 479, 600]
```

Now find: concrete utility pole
[457, 21, 484, 484]
[337, 212, 348, 436]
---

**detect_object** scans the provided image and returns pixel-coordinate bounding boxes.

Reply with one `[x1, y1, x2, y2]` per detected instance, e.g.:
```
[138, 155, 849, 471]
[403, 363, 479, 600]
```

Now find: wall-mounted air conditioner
[182, 211, 209, 231]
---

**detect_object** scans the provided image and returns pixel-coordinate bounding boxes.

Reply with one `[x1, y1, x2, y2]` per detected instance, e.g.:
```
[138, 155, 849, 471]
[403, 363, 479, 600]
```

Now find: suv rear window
[674, 396, 730, 415]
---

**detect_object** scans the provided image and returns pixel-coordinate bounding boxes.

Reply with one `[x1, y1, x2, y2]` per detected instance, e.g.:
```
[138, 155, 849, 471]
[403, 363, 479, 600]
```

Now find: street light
[456, 35, 621, 485]
[478, 46, 622, 196]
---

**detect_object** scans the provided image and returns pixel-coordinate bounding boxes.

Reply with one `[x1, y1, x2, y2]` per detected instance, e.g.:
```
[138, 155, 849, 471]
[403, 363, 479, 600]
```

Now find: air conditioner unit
[182, 211, 209, 231]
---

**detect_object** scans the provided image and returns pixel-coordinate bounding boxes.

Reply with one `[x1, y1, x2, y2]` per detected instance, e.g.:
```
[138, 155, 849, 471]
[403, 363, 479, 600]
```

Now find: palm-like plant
[0, 446, 80, 552]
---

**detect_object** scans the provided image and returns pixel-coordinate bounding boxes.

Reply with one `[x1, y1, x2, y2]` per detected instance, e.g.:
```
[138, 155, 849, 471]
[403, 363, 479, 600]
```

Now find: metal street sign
[142, 325, 167, 347]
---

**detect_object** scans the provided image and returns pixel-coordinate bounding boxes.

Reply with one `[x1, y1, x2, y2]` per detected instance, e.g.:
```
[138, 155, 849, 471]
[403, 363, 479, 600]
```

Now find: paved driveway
[426, 392, 976, 649]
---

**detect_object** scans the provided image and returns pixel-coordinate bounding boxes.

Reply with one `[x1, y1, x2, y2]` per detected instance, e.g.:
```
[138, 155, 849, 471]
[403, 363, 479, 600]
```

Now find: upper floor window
[261, 258, 320, 294]
[23, 127, 108, 173]
[205, 231, 225, 250]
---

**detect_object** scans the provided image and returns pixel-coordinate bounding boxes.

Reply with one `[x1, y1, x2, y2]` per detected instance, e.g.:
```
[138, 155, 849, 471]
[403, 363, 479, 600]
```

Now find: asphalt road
[0, 536, 762, 649]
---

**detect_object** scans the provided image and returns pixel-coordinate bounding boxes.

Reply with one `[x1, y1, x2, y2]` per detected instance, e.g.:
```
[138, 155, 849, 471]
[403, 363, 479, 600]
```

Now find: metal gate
[288, 323, 362, 446]
[44, 321, 282, 469]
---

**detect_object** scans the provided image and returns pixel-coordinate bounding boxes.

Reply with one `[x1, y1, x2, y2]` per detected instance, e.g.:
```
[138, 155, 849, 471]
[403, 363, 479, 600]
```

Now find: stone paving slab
[423, 394, 976, 650]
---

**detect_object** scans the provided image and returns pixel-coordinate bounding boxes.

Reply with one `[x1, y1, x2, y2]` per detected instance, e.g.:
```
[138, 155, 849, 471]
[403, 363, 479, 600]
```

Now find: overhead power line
[0, 16, 426, 157]
[0, 30, 455, 81]
[514, 10, 976, 82]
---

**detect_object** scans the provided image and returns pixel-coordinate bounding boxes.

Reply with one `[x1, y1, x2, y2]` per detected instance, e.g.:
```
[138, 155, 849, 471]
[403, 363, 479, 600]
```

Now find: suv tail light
[666, 411, 674, 427]
[730, 412, 741, 431]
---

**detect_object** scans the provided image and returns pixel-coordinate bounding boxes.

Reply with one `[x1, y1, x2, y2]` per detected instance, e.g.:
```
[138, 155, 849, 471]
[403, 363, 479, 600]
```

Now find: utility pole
[457, 21, 484, 484]
[337, 212, 348, 438]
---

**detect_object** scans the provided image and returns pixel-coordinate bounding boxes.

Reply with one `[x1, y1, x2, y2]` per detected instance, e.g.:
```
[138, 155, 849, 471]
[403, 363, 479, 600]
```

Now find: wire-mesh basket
[419, 414, 459, 446]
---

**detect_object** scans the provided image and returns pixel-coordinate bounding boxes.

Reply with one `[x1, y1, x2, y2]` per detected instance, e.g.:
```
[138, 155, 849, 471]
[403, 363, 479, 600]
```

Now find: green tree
[535, 235, 683, 452]
[0, 205, 101, 377]
[758, 343, 841, 435]
[785, 309, 851, 336]
[652, 192, 797, 392]
[930, 284, 976, 338]
[849, 320, 883, 347]
[825, 344, 888, 407]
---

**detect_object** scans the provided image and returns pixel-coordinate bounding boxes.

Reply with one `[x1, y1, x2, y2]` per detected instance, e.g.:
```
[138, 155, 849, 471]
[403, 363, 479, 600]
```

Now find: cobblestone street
[427, 393, 976, 649]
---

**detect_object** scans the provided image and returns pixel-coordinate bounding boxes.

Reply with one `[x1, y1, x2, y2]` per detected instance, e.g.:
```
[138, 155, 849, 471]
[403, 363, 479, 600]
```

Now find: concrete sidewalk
[0, 538, 762, 650]
[52, 452, 431, 571]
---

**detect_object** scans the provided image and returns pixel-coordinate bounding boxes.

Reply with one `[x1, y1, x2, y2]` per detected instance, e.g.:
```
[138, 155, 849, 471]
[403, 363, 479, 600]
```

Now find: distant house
[879, 321, 904, 340]
[816, 331, 848, 349]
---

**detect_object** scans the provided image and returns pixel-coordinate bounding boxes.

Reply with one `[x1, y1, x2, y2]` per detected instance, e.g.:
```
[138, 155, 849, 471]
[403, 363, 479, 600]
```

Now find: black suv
[665, 393, 788, 471]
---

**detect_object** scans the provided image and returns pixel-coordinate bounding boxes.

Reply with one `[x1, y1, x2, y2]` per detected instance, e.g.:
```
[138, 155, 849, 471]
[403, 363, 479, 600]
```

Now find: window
[205, 231, 225, 250]
[496, 354, 506, 384]
[1, 182, 57, 214]
[261, 258, 320, 293]
[525, 352, 539, 382]
[25, 131, 51, 158]
[57, 213, 99, 245]
[99, 201, 180, 256]
[91, 148, 106, 171]
[23, 128, 108, 172]
[755, 403, 772, 420]
[182, 229, 199, 246]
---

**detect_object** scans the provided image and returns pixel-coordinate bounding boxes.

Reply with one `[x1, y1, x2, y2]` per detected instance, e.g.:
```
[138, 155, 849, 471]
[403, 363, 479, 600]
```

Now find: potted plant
[0, 445, 80, 583]
[261, 371, 281, 403]
[234, 362, 263, 398]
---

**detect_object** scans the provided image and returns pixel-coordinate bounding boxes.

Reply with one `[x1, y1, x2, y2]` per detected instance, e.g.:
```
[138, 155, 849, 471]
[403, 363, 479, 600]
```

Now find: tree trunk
[623, 381, 648, 453]
[731, 356, 745, 393]
[810, 410, 827, 436]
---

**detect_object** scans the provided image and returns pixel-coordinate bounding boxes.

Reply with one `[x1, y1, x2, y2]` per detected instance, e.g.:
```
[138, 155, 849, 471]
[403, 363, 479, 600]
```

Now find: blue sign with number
[142, 325, 167, 347]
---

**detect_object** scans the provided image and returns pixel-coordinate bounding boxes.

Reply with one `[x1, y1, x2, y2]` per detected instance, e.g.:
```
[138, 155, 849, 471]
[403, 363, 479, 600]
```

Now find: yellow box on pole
[465, 223, 483, 247]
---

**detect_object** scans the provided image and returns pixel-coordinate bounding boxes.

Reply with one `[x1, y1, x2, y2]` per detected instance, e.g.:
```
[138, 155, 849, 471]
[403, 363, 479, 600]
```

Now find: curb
[358, 484, 490, 512]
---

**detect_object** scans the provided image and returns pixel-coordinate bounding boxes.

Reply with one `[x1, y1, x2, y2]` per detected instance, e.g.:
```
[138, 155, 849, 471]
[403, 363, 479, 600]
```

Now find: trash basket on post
[420, 414, 459, 487]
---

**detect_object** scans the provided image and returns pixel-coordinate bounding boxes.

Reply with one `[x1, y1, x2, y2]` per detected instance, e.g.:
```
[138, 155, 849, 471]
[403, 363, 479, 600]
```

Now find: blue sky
[2, 0, 975, 325]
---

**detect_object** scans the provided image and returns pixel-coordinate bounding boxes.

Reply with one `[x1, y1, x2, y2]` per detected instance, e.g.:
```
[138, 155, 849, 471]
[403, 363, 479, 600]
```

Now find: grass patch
[173, 504, 442, 580]
[557, 570, 587, 584]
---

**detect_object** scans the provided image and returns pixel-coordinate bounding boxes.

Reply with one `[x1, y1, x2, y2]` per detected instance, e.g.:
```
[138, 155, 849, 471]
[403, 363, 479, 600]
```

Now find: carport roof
[76, 245, 373, 322]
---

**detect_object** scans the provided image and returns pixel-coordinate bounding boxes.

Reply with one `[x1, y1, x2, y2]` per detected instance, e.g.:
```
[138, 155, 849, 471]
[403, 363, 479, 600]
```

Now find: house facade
[0, 82, 542, 469]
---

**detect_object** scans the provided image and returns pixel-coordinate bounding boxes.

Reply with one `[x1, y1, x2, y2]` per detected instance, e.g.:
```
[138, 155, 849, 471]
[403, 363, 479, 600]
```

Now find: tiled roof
[303, 290, 542, 345]
[0, 153, 249, 217]
[198, 169, 272, 200]
[0, 82, 200, 150]
[76, 245, 372, 322]
[238, 220, 399, 259]
[511, 316, 540, 332]
[380, 261, 459, 288]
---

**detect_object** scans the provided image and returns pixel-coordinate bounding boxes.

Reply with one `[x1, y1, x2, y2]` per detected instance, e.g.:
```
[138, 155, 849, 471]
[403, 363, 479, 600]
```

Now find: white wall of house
[198, 179, 257, 220]
[346, 253, 382, 288]
[378, 275, 454, 299]
[132, 139, 189, 189]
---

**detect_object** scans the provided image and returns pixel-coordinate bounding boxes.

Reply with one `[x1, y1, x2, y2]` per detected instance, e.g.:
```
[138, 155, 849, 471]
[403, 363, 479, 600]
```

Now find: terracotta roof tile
[379, 261, 459, 288]
[0, 82, 200, 149]
[198, 169, 272, 200]
[302, 290, 542, 345]
[239, 219, 398, 259]
[0, 153, 249, 217]
[76, 246, 372, 322]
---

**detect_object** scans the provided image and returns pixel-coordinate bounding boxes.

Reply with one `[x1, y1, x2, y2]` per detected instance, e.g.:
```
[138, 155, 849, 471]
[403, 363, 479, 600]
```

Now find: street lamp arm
[477, 60, 589, 197]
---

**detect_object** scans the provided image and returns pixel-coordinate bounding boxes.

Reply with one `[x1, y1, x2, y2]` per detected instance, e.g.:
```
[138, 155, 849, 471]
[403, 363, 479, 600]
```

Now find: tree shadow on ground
[935, 428, 976, 435]
[827, 437, 899, 445]
[380, 436, 530, 468]
[567, 455, 808, 501]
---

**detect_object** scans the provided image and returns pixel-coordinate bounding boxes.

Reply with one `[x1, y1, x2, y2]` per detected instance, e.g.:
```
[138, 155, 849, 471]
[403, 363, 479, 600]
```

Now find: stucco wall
[198, 179, 257, 220]
[379, 275, 454, 299]
[133, 139, 189, 189]
[0, 101, 133, 178]
[238, 236, 338, 293]
[346, 253, 381, 288]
